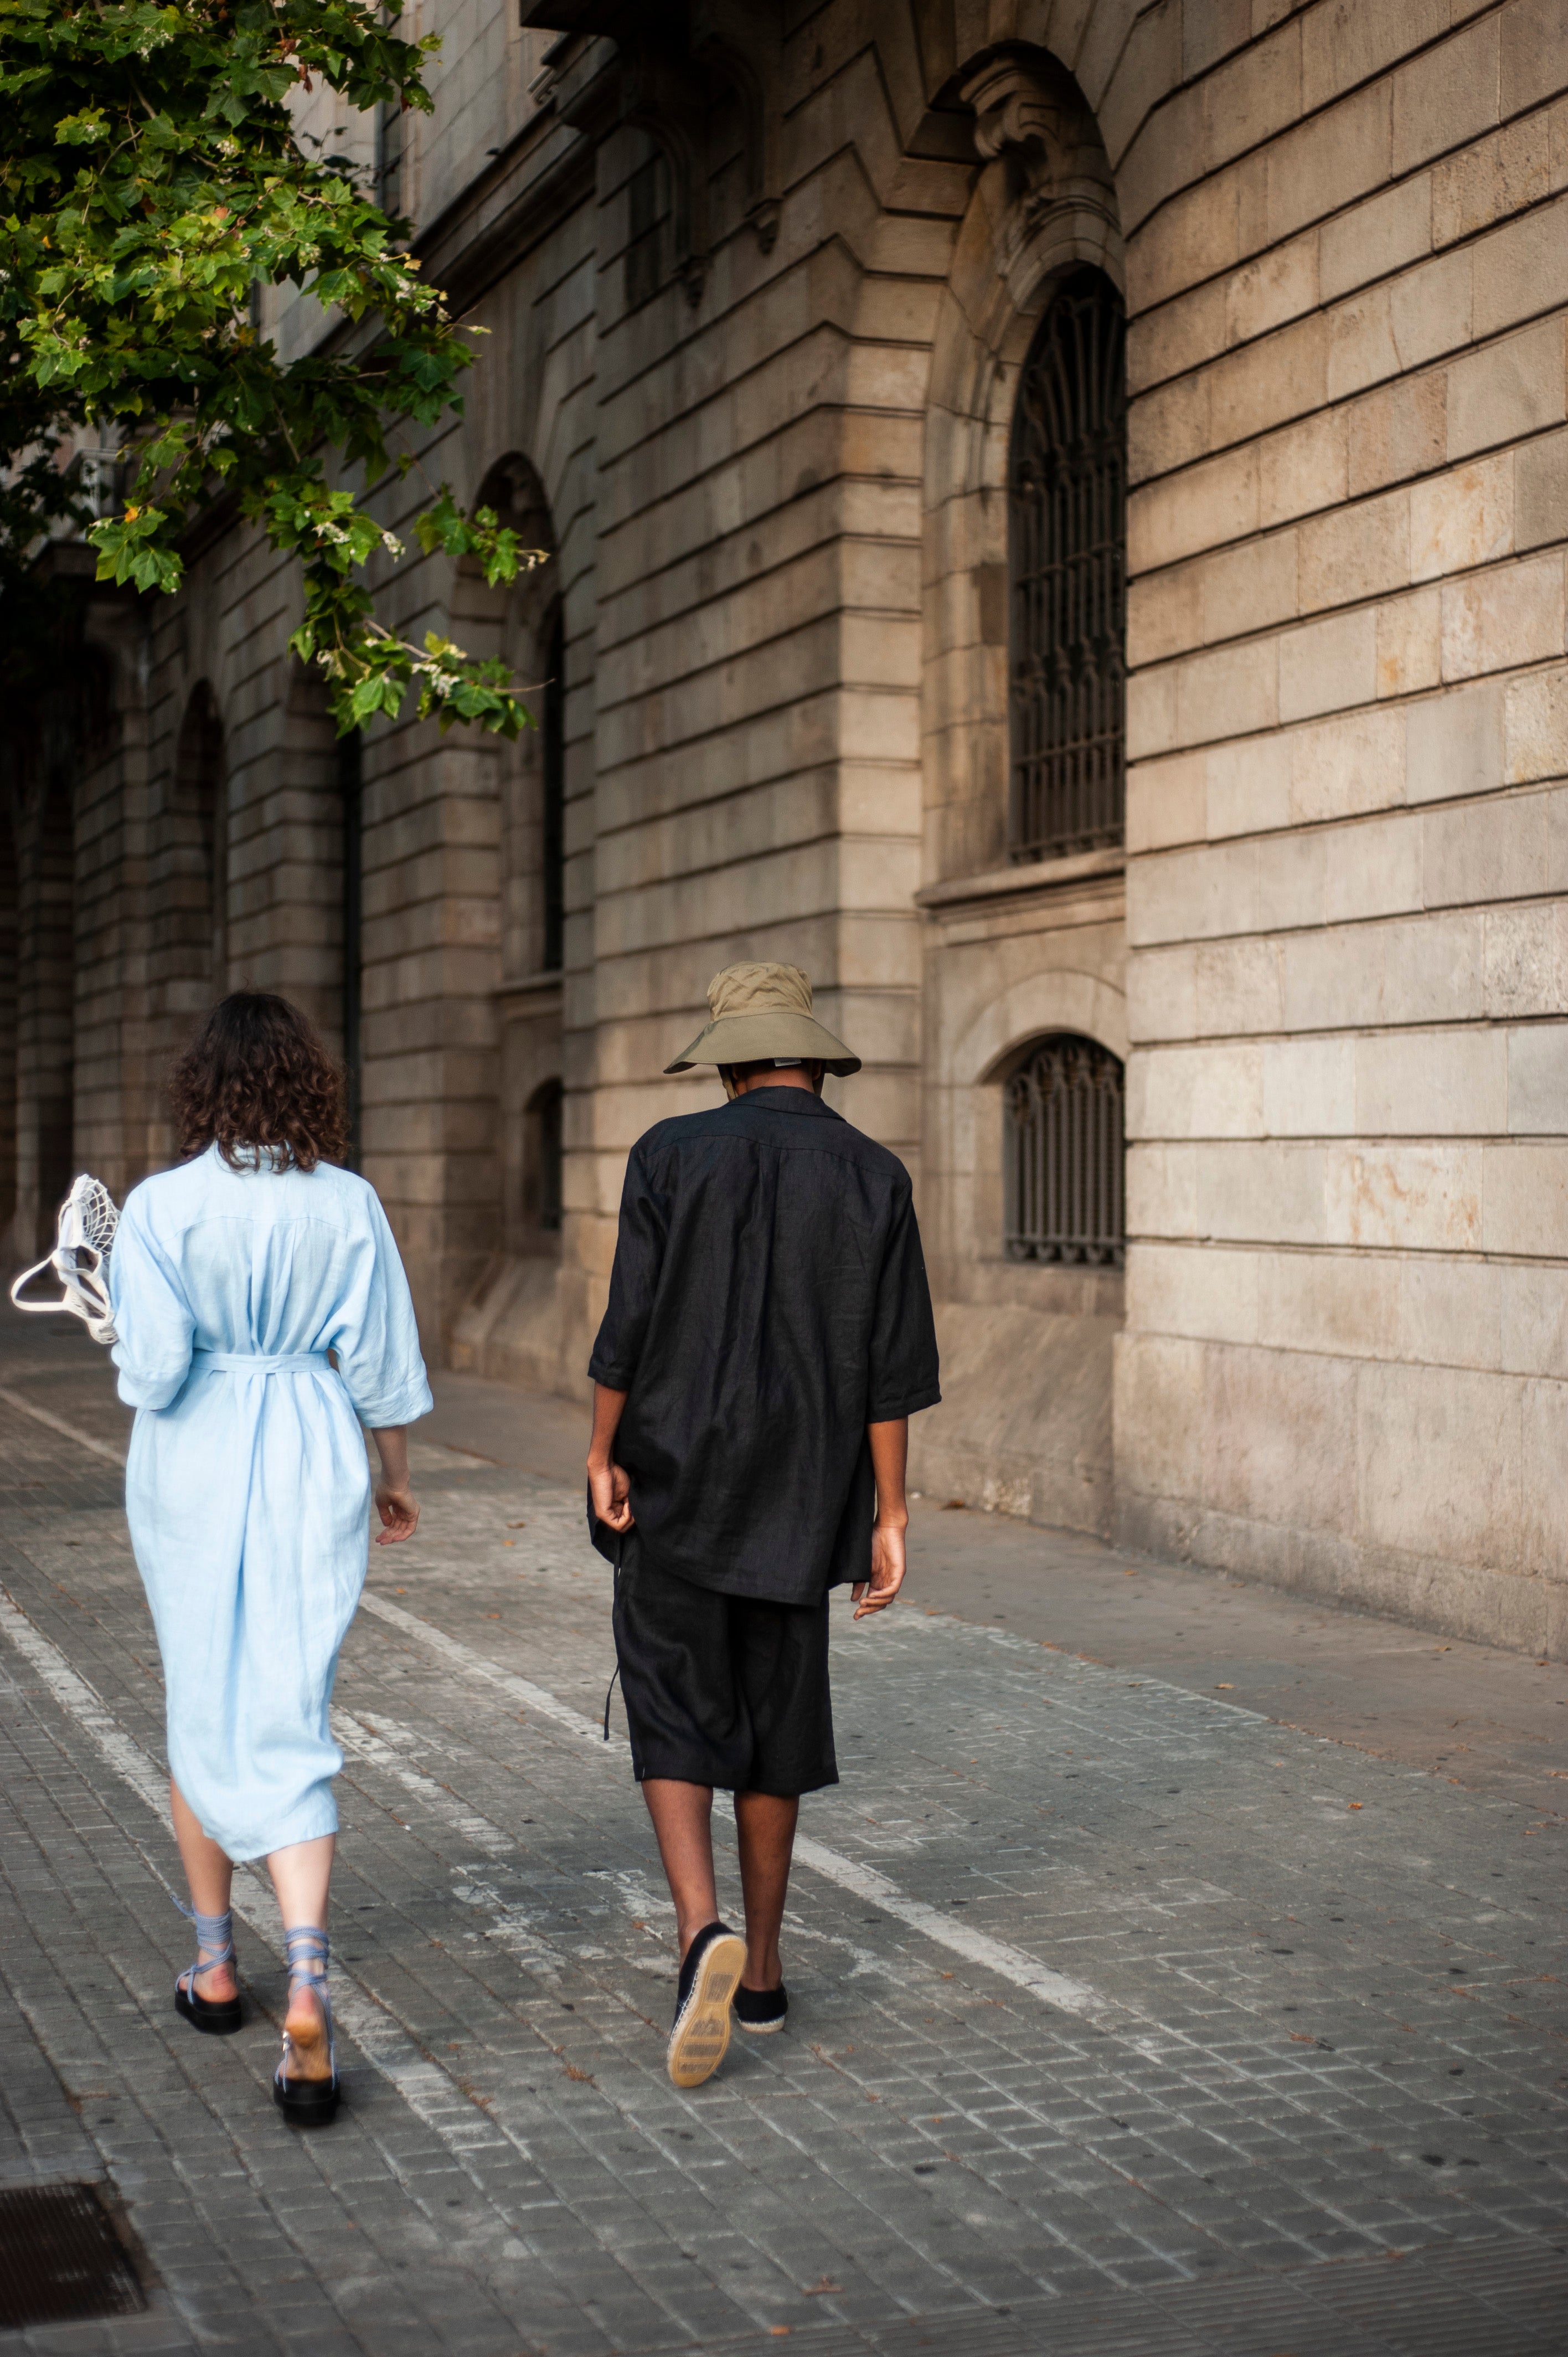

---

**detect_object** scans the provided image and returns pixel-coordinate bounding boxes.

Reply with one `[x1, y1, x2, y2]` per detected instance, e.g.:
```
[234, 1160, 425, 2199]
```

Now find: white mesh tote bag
[10, 1174, 121, 1345]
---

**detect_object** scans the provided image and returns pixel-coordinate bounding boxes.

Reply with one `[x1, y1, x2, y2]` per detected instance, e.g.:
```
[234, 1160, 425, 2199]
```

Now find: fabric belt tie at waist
[194, 1351, 332, 1375]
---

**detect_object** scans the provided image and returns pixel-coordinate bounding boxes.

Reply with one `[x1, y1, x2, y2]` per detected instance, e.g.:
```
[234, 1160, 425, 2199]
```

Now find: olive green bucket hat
[664, 963, 860, 1076]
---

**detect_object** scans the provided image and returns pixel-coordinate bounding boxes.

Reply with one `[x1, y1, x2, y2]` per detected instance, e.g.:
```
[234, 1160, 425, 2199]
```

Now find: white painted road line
[0, 1583, 533, 2168]
[331, 1705, 513, 1859]
[0, 1583, 172, 1822]
[358, 1587, 607, 1746]
[0, 1386, 127, 1465]
[0, 1394, 1121, 2036]
[789, 1835, 1106, 2021]
[362, 1586, 1111, 2026]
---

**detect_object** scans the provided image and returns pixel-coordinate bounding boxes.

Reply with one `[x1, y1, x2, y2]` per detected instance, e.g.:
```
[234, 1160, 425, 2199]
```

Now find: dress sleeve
[865, 1183, 942, 1423]
[587, 1143, 667, 1390]
[328, 1189, 433, 1429]
[109, 1190, 197, 1411]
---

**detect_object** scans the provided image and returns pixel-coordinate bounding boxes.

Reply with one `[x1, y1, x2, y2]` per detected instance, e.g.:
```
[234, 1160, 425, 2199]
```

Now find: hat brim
[664, 1011, 860, 1075]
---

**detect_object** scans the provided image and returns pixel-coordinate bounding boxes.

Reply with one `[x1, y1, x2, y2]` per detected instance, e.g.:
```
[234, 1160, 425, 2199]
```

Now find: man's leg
[734, 1790, 798, 1991]
[641, 1778, 720, 1958]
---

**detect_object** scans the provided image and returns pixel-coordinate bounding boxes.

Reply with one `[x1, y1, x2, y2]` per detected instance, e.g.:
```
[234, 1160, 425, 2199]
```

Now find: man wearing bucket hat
[586, 963, 940, 2088]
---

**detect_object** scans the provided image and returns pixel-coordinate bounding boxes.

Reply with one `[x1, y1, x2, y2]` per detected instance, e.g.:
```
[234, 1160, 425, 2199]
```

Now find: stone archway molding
[960, 967, 1128, 1085]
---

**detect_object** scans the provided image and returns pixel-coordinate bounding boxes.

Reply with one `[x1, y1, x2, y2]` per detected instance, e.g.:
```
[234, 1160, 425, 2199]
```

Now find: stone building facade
[4, 0, 1567, 1654]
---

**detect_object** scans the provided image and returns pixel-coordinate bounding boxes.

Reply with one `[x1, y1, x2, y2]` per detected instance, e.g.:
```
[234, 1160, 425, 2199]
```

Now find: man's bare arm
[853, 1416, 909, 1619]
[586, 1381, 634, 1530]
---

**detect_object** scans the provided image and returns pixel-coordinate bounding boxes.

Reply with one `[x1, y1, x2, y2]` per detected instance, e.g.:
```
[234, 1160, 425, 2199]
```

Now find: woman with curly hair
[109, 991, 431, 2126]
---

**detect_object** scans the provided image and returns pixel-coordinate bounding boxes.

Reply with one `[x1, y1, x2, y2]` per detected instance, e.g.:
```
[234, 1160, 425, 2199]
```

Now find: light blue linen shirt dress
[109, 1144, 432, 1861]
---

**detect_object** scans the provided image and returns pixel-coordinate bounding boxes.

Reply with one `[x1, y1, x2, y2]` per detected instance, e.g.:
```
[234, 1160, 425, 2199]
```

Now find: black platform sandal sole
[274, 2070, 341, 2127]
[176, 1983, 243, 2036]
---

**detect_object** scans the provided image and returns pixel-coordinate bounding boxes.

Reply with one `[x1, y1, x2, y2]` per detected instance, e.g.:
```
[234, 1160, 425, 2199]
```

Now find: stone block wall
[7, 0, 1567, 1649]
[1113, 0, 1568, 1649]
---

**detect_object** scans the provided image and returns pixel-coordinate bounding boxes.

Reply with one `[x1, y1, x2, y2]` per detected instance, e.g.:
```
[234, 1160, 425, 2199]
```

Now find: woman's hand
[374, 1482, 420, 1544]
[369, 1424, 419, 1544]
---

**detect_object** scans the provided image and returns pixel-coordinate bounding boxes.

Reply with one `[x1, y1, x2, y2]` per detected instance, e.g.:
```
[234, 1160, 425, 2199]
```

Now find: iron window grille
[1004, 1035, 1125, 1268]
[1008, 269, 1127, 863]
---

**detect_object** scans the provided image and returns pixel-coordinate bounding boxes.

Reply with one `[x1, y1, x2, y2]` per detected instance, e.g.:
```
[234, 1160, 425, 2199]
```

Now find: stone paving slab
[1, 1318, 1565, 2354]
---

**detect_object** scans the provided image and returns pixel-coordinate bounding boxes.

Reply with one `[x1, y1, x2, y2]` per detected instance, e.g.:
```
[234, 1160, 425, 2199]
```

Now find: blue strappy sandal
[273, 1926, 340, 2127]
[173, 1902, 243, 2035]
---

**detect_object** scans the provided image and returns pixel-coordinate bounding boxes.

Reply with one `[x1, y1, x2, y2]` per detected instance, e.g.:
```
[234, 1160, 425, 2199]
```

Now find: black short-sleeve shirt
[587, 1087, 941, 1605]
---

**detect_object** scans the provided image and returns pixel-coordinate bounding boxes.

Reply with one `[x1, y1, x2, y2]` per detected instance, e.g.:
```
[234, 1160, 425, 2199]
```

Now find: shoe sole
[667, 1932, 746, 2089]
[175, 1986, 243, 2036]
[735, 2013, 786, 2034]
[275, 1993, 337, 2124]
[274, 2073, 340, 2127]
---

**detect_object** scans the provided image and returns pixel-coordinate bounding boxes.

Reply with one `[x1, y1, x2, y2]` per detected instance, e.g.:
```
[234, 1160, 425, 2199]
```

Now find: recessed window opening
[1008, 267, 1126, 863]
[338, 727, 363, 1167]
[376, 99, 404, 217]
[173, 680, 225, 988]
[528, 1077, 564, 1234]
[541, 607, 565, 974]
[1004, 1033, 1124, 1268]
[625, 151, 667, 311]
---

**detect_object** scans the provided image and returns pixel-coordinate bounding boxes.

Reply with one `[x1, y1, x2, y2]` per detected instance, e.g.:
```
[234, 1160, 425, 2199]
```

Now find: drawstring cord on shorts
[603, 1527, 623, 1742]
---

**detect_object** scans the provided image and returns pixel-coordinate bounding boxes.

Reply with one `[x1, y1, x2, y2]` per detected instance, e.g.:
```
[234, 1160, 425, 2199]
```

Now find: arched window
[1004, 1035, 1125, 1268]
[1008, 268, 1126, 863]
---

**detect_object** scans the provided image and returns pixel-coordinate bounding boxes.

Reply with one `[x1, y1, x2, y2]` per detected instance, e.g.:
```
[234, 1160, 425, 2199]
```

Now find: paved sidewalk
[1, 1310, 1565, 2356]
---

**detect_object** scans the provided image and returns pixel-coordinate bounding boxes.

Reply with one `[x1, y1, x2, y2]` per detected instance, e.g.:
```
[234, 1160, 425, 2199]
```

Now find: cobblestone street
[2, 1313, 1565, 2357]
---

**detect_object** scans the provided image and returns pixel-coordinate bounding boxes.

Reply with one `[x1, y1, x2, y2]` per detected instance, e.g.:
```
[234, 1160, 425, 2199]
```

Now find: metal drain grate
[0, 2182, 146, 2329]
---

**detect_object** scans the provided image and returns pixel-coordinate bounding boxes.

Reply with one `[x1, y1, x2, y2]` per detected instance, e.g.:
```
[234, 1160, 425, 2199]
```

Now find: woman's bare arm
[370, 1425, 419, 1544]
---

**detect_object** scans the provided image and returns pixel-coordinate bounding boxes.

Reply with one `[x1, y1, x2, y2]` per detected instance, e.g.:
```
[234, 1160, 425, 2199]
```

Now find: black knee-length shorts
[611, 1538, 838, 1797]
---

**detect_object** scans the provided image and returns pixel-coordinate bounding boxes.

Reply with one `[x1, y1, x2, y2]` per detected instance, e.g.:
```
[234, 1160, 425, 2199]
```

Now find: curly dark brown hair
[172, 993, 349, 1173]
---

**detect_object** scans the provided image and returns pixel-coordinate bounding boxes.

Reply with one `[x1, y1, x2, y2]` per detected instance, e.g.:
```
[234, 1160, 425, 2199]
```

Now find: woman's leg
[266, 1833, 336, 2079]
[170, 1779, 236, 2001]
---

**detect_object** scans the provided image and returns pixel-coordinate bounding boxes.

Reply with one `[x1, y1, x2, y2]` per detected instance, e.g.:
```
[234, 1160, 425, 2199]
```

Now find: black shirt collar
[730, 1088, 842, 1121]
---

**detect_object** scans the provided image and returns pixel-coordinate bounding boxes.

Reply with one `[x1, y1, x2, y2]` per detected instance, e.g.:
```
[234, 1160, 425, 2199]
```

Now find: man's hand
[854, 1414, 909, 1619]
[852, 1517, 906, 1619]
[588, 1454, 635, 1532]
[587, 1382, 635, 1532]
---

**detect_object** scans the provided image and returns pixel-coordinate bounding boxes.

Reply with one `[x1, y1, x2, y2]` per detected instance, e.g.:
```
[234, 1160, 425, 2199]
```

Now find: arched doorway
[448, 454, 564, 1259]
[447, 454, 573, 1384]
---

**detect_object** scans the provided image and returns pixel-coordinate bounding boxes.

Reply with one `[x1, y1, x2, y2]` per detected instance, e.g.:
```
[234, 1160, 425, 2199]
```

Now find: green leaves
[1, 0, 541, 736]
[92, 505, 182, 594]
